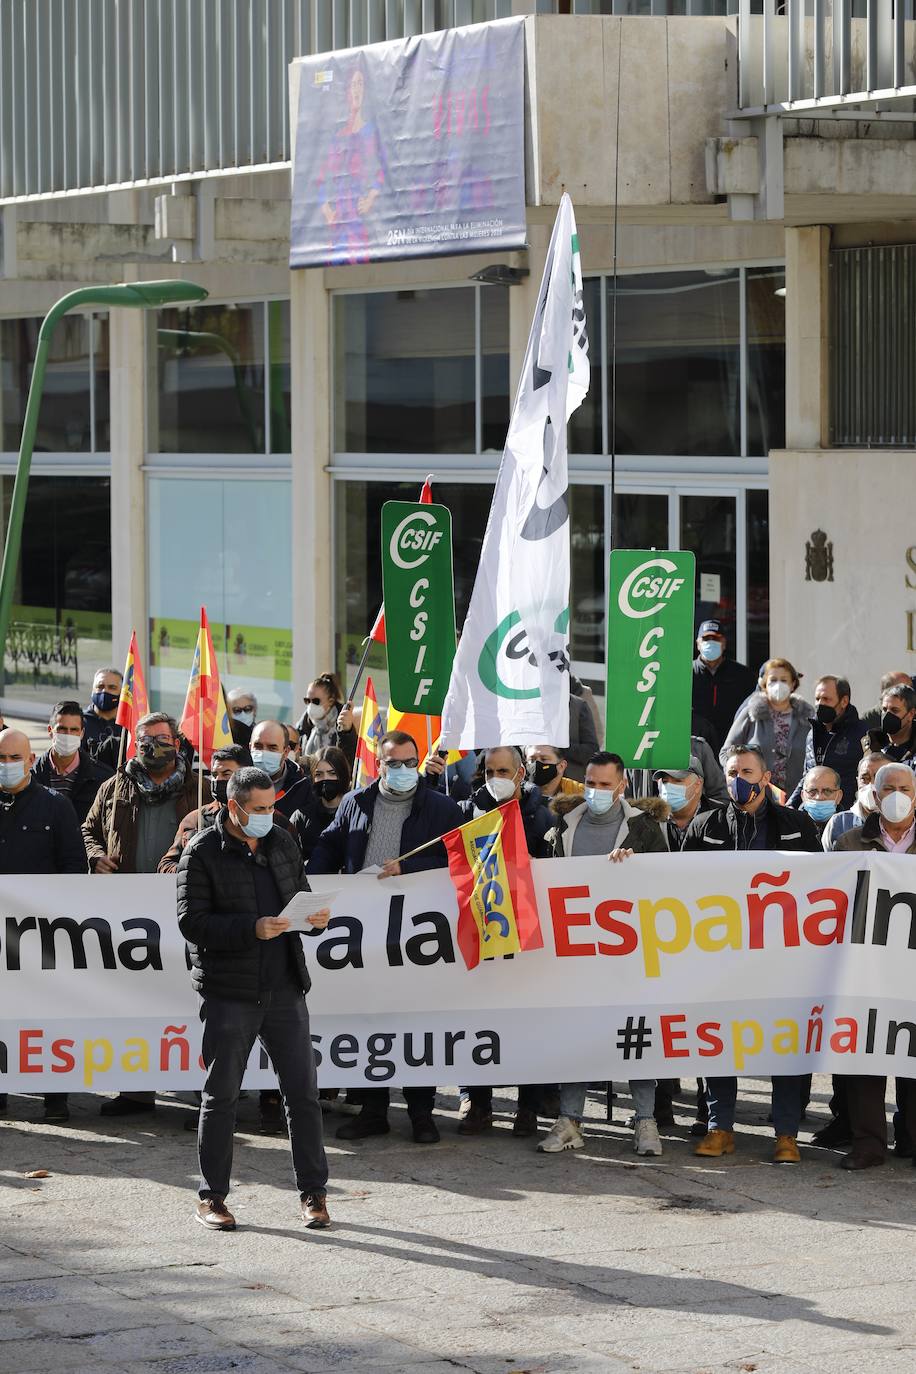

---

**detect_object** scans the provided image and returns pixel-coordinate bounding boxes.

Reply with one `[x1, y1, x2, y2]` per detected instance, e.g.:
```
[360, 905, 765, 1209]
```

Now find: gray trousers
[197, 992, 328, 1200]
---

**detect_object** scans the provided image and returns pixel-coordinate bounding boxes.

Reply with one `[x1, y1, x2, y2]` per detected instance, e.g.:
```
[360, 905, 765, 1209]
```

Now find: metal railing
[0, 0, 515, 201]
[736, 0, 916, 115]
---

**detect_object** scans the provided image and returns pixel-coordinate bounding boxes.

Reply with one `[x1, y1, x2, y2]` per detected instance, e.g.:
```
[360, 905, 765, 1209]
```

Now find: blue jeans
[704, 1075, 806, 1135]
[560, 1080, 656, 1122]
[198, 992, 328, 1200]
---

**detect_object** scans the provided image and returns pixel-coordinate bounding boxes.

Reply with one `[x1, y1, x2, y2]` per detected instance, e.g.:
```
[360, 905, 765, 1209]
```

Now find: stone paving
[1, 1079, 915, 1374]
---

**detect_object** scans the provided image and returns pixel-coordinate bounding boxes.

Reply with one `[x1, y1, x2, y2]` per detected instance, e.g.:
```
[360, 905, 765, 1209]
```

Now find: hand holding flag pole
[109, 630, 149, 859]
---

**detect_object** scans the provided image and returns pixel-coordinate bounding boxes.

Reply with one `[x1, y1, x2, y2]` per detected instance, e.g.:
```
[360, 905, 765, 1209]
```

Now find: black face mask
[316, 778, 345, 803]
[92, 690, 119, 714]
[211, 778, 229, 805]
[528, 761, 559, 787]
[816, 704, 838, 727]
[137, 738, 177, 771]
[882, 711, 906, 739]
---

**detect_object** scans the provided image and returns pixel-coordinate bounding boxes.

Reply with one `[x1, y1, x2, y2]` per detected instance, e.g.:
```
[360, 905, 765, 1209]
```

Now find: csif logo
[617, 557, 687, 621]
[388, 510, 444, 571]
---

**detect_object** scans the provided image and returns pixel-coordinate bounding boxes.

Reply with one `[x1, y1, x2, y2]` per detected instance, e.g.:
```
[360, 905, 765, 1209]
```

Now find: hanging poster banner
[606, 550, 696, 769]
[290, 18, 527, 267]
[381, 500, 456, 715]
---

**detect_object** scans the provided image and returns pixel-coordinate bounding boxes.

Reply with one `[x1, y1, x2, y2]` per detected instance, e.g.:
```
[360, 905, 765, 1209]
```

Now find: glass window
[147, 477, 292, 718]
[1, 315, 105, 453]
[569, 277, 603, 455]
[155, 303, 266, 453]
[334, 286, 507, 454]
[746, 266, 786, 456]
[0, 476, 112, 707]
[267, 300, 291, 454]
[680, 493, 737, 640]
[569, 484, 605, 665]
[480, 287, 510, 453]
[612, 270, 740, 457]
[746, 488, 769, 671]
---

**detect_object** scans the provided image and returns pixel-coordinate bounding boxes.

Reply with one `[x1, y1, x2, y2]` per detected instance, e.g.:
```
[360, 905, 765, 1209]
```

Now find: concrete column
[784, 225, 829, 450]
[508, 220, 549, 399]
[290, 266, 332, 693]
[108, 308, 148, 665]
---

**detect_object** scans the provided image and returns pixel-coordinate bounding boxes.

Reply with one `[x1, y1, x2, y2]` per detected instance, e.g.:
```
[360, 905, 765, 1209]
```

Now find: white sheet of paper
[281, 889, 341, 932]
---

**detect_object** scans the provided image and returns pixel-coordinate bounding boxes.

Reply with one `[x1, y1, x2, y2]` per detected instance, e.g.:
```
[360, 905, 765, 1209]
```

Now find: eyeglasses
[306, 697, 323, 705]
[385, 758, 419, 770]
[804, 788, 839, 799]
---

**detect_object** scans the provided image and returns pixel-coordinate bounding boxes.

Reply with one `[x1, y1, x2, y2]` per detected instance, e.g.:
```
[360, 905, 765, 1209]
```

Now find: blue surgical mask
[233, 709, 255, 728]
[584, 786, 616, 816]
[699, 640, 722, 663]
[385, 765, 419, 794]
[803, 798, 837, 823]
[659, 781, 689, 812]
[251, 748, 283, 777]
[0, 761, 27, 790]
[728, 775, 761, 806]
[237, 806, 274, 839]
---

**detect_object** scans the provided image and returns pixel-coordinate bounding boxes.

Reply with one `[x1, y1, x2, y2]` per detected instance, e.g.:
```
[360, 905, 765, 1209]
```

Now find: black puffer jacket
[177, 810, 312, 1002]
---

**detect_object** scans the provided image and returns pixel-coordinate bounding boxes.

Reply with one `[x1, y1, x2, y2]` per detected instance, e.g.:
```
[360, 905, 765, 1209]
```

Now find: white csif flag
[440, 194, 589, 748]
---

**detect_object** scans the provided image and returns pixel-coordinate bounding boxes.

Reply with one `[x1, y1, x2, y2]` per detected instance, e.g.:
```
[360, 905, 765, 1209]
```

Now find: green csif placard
[605, 550, 696, 770]
[381, 500, 457, 715]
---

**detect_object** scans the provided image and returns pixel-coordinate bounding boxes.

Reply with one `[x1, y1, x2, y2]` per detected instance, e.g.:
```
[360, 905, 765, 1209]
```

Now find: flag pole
[345, 631, 376, 711]
[197, 691, 205, 830]
[106, 725, 127, 859]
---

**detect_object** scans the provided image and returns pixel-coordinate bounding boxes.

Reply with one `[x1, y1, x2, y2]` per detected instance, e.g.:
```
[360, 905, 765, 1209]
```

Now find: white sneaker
[538, 1115, 584, 1153]
[634, 1119, 662, 1156]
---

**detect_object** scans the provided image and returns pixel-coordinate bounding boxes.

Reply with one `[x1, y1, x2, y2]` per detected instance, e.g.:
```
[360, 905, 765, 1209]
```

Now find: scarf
[125, 753, 188, 806]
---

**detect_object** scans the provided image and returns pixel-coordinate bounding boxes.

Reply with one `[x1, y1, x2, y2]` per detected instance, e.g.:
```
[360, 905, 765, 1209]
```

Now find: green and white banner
[381, 500, 456, 715]
[606, 550, 696, 770]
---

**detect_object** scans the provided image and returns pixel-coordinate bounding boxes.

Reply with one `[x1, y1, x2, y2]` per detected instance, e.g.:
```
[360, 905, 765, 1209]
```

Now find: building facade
[0, 1, 913, 721]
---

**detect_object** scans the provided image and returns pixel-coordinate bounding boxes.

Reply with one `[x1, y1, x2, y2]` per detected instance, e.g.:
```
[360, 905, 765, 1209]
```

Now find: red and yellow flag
[179, 607, 233, 767]
[368, 476, 434, 646]
[442, 799, 543, 971]
[115, 630, 149, 760]
[355, 676, 384, 787]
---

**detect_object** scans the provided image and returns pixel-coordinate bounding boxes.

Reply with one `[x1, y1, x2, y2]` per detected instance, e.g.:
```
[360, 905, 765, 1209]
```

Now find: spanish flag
[386, 701, 440, 761]
[442, 799, 543, 971]
[367, 476, 434, 646]
[355, 676, 384, 787]
[115, 630, 149, 760]
[179, 607, 233, 767]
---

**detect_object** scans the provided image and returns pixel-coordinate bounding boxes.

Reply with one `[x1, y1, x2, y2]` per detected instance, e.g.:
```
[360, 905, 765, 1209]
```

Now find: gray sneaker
[634, 1119, 663, 1156]
[537, 1115, 584, 1153]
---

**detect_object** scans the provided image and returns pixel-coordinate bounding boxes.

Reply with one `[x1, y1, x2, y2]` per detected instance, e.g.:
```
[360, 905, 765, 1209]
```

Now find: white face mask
[486, 775, 518, 804]
[52, 732, 81, 758]
[766, 680, 791, 704]
[880, 791, 914, 824]
[857, 784, 877, 813]
[307, 702, 328, 725]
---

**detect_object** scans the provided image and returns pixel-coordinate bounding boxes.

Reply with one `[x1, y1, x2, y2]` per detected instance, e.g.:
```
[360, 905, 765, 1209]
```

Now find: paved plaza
[1, 1079, 914, 1374]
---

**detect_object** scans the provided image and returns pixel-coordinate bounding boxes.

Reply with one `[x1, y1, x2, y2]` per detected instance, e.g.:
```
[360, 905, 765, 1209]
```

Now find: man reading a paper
[177, 766, 331, 1233]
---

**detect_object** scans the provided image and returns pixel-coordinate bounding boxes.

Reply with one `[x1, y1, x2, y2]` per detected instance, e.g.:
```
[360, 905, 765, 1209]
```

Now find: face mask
[233, 709, 255, 728]
[137, 738, 177, 771]
[307, 702, 328, 725]
[584, 786, 617, 816]
[385, 765, 418, 794]
[528, 761, 559, 788]
[880, 791, 913, 824]
[0, 761, 27, 790]
[728, 775, 761, 806]
[766, 680, 791, 704]
[316, 778, 345, 803]
[235, 806, 274, 839]
[659, 781, 689, 813]
[91, 690, 119, 713]
[882, 711, 906, 738]
[52, 733, 81, 758]
[699, 640, 722, 663]
[857, 784, 876, 812]
[486, 776, 519, 804]
[815, 704, 838, 726]
[251, 748, 284, 777]
[803, 798, 837, 823]
[211, 778, 229, 806]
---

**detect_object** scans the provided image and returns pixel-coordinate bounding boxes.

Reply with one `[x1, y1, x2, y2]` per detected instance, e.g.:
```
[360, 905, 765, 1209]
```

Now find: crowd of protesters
[2, 621, 916, 1232]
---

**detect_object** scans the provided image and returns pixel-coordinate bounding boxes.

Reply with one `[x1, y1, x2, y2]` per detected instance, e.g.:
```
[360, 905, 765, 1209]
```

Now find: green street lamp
[0, 279, 209, 687]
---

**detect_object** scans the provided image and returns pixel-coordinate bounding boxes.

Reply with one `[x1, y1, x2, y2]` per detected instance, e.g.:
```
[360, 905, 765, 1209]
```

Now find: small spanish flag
[115, 630, 149, 760]
[386, 701, 440, 761]
[442, 799, 543, 971]
[355, 676, 384, 787]
[179, 607, 233, 767]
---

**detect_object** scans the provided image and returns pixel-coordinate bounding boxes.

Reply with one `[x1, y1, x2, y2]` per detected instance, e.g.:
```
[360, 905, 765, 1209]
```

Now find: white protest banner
[439, 193, 590, 749]
[2, 853, 916, 1091]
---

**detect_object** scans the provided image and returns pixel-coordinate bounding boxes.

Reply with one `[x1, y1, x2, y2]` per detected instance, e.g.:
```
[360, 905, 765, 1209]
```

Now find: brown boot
[195, 1197, 236, 1231]
[301, 1192, 331, 1229]
[457, 1103, 493, 1135]
[693, 1129, 735, 1158]
[773, 1134, 801, 1164]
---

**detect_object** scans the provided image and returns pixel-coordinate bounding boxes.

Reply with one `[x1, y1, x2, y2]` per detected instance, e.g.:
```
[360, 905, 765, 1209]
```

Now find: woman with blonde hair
[719, 657, 814, 797]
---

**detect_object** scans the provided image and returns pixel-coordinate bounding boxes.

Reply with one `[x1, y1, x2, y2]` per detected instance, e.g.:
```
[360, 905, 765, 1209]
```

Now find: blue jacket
[307, 779, 463, 875]
[458, 781, 553, 859]
[788, 705, 864, 810]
